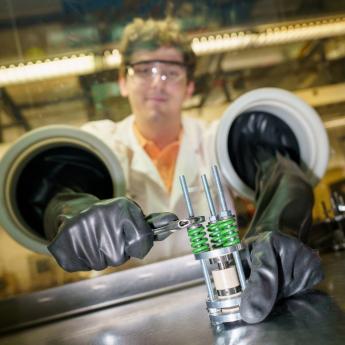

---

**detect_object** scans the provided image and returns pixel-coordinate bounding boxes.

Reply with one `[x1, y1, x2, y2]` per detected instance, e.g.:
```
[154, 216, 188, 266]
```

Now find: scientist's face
[119, 47, 194, 124]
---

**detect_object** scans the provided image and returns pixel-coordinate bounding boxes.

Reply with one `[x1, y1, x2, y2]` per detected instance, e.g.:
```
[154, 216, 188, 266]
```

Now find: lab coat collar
[123, 116, 166, 190]
[118, 115, 206, 205]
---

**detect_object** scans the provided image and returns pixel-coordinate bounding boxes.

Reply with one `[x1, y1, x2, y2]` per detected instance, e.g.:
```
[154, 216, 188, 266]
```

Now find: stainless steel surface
[0, 252, 344, 344]
[0, 255, 203, 333]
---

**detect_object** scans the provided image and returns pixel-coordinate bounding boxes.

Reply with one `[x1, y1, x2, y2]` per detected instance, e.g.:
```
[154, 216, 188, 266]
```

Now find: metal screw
[179, 175, 194, 218]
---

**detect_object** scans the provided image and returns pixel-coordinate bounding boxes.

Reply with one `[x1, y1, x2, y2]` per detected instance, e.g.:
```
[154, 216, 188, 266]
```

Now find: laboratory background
[0, 1, 345, 344]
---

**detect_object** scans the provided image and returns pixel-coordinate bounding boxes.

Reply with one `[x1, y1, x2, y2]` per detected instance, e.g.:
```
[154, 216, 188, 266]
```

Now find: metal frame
[0, 254, 203, 334]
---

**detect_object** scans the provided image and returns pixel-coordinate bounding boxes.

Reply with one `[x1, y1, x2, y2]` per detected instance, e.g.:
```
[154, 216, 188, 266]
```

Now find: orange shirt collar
[133, 122, 182, 160]
[133, 122, 182, 192]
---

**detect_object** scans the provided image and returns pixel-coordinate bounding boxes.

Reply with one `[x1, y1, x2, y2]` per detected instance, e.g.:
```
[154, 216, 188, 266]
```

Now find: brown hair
[119, 18, 196, 80]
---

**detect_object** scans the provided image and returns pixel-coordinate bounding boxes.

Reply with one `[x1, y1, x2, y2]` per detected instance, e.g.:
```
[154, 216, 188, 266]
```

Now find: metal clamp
[153, 216, 205, 241]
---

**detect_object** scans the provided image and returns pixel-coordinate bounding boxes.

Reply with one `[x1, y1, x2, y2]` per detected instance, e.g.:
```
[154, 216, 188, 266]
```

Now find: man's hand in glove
[45, 193, 177, 272]
[239, 153, 324, 324]
[240, 231, 323, 324]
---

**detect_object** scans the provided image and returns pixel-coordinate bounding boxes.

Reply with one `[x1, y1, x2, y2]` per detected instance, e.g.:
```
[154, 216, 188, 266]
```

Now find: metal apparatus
[152, 217, 206, 241]
[321, 192, 345, 251]
[179, 165, 247, 325]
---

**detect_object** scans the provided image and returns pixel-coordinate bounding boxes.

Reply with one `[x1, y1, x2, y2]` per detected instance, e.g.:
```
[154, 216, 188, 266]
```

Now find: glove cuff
[43, 189, 99, 240]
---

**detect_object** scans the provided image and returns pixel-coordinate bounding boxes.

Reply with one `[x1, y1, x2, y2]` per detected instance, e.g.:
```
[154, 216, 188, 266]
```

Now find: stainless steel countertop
[0, 251, 344, 345]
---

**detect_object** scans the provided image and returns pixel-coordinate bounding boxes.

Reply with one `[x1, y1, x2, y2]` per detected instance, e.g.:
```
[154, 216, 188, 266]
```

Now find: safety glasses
[126, 60, 187, 84]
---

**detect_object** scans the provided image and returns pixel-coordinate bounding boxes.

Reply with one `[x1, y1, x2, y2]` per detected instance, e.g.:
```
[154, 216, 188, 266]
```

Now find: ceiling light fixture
[0, 54, 95, 86]
[1, 17, 345, 85]
[191, 16, 345, 55]
[103, 49, 122, 68]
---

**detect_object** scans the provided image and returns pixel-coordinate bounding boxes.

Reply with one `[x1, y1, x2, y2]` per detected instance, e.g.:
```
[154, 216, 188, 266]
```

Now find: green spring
[208, 217, 240, 249]
[187, 225, 210, 254]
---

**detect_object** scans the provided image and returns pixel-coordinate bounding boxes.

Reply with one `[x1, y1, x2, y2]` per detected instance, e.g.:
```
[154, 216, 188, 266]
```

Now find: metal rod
[200, 259, 216, 301]
[233, 251, 246, 290]
[201, 174, 216, 217]
[211, 165, 228, 212]
[179, 175, 194, 217]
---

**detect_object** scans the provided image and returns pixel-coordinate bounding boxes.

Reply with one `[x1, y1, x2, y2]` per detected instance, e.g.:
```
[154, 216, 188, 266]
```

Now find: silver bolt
[179, 175, 194, 218]
[211, 165, 229, 213]
[201, 174, 217, 218]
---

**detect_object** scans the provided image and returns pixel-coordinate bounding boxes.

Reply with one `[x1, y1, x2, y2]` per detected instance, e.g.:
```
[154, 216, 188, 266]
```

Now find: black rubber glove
[45, 191, 177, 272]
[239, 153, 324, 324]
[240, 231, 323, 323]
[17, 147, 115, 238]
[246, 151, 314, 241]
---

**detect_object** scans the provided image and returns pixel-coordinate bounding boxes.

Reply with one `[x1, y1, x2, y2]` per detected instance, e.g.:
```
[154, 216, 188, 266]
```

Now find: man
[46, 18, 229, 265]
[45, 18, 323, 324]
[82, 18, 224, 222]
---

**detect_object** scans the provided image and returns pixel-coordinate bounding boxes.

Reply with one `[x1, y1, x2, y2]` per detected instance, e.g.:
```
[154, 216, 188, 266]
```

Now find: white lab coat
[82, 115, 235, 263]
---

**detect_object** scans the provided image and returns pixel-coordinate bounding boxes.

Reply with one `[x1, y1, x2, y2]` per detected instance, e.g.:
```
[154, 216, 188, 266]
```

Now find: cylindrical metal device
[195, 246, 244, 324]
[180, 168, 247, 325]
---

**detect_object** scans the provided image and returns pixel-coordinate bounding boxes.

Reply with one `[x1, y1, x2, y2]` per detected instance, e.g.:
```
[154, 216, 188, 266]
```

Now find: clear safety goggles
[126, 60, 187, 83]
